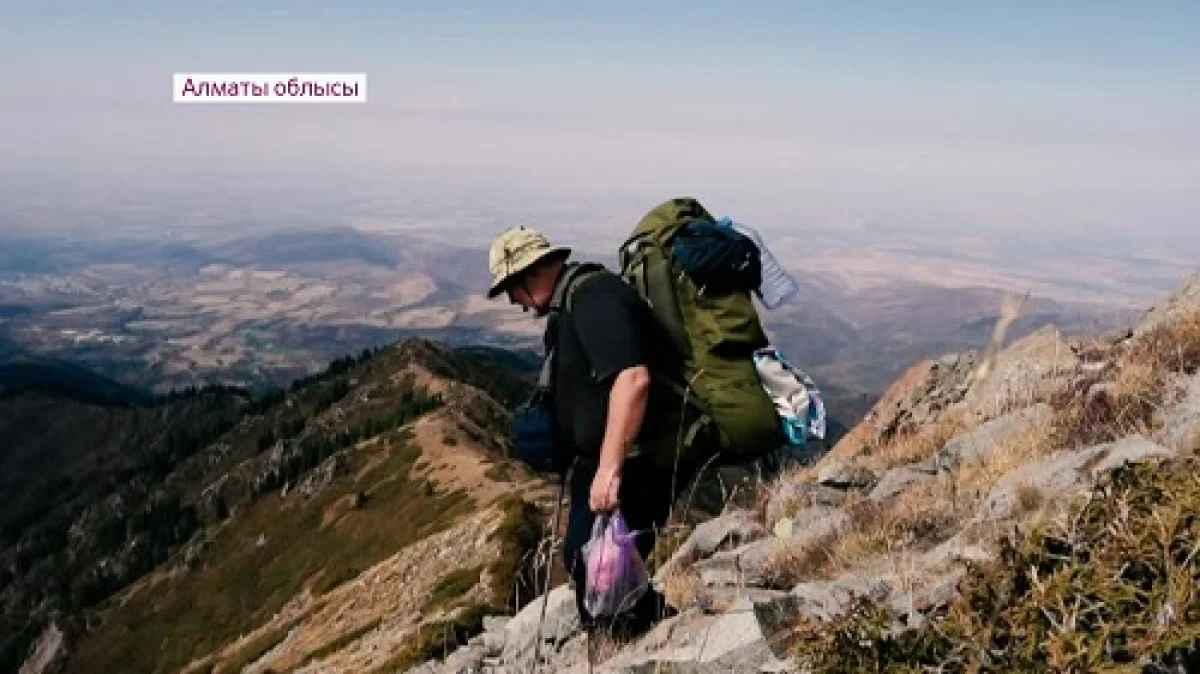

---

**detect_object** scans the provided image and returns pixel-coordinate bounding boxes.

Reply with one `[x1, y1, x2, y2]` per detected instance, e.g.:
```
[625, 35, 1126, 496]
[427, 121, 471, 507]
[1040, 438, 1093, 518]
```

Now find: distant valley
[0, 229, 536, 394]
[0, 225, 1155, 424]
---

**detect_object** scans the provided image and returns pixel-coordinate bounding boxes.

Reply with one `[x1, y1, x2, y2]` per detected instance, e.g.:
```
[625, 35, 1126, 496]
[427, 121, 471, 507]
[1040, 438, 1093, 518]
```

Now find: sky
[0, 1, 1197, 242]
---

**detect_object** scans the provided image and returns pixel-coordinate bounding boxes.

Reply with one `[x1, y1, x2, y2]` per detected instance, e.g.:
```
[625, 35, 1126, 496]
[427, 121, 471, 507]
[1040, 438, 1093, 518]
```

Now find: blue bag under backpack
[671, 220, 763, 295]
[509, 347, 571, 474]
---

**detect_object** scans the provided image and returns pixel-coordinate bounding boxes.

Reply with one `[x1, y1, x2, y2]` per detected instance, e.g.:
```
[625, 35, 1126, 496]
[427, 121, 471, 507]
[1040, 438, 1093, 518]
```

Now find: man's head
[487, 225, 571, 316]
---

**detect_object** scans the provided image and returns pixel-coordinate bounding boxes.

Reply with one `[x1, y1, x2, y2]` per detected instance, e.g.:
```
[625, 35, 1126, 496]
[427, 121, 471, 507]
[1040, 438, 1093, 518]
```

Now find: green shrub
[381, 606, 489, 672]
[299, 617, 381, 667]
[425, 566, 484, 613]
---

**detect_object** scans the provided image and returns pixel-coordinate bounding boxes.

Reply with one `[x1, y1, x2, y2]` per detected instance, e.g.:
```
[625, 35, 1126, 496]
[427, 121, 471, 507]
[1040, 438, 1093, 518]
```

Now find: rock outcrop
[827, 352, 978, 462]
[964, 325, 1080, 419]
[1135, 272, 1200, 337]
[1157, 369, 1200, 452]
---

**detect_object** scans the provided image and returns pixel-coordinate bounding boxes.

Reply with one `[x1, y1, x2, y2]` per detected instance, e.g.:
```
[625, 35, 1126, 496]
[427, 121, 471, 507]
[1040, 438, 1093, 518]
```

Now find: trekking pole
[531, 463, 570, 673]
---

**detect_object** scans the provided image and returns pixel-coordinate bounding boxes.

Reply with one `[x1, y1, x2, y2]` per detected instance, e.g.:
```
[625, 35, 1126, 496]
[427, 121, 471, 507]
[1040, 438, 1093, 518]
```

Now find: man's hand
[590, 463, 622, 512]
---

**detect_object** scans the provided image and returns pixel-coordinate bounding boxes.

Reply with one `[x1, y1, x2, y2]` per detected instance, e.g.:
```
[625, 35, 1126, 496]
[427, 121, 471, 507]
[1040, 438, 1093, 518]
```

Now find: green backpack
[617, 197, 785, 467]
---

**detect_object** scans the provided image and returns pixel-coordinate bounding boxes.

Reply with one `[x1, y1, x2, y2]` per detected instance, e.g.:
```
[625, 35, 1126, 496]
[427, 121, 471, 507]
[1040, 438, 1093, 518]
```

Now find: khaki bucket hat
[487, 225, 571, 298]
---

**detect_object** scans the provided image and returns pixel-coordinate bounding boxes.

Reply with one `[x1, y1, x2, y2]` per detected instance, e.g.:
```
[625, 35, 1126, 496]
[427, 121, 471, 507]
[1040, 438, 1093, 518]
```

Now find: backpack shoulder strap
[540, 262, 606, 390]
[549, 262, 606, 315]
[537, 347, 555, 388]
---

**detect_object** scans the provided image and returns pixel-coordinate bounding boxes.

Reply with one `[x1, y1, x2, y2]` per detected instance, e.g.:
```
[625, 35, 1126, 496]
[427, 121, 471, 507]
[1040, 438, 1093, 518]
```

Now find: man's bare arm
[599, 365, 650, 470]
[590, 365, 651, 511]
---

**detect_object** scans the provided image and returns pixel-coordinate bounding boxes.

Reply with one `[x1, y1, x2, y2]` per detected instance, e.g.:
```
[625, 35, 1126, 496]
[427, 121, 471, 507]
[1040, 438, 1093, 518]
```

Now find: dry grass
[299, 617, 381, 668]
[646, 522, 695, 576]
[778, 462, 820, 486]
[1053, 309, 1200, 449]
[583, 630, 628, 664]
[1131, 308, 1200, 372]
[659, 567, 706, 613]
[217, 618, 301, 674]
[858, 410, 972, 474]
[376, 606, 489, 673]
[775, 308, 1200, 671]
[751, 463, 841, 530]
[788, 457, 1200, 672]
[765, 487, 956, 587]
[949, 414, 1057, 503]
[1053, 360, 1160, 448]
[763, 411, 1056, 587]
[751, 410, 971, 539]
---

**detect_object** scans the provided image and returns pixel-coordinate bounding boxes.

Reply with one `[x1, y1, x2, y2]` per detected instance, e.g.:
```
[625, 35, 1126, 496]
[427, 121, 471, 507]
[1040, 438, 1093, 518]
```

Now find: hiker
[486, 225, 701, 636]
[489, 199, 827, 638]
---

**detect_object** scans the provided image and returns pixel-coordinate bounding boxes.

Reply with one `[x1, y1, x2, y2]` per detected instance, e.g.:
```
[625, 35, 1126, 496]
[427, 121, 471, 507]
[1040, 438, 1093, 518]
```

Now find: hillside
[0, 353, 152, 405]
[211, 228, 401, 269]
[5, 339, 555, 674]
[402, 273, 1200, 672]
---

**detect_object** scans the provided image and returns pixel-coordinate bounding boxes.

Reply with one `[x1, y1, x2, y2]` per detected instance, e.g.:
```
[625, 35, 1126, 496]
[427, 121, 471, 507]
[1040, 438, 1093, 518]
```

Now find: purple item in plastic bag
[583, 509, 649, 617]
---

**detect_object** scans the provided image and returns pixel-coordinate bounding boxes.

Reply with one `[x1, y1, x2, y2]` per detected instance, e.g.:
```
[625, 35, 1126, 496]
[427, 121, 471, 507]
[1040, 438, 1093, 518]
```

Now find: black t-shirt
[546, 267, 679, 460]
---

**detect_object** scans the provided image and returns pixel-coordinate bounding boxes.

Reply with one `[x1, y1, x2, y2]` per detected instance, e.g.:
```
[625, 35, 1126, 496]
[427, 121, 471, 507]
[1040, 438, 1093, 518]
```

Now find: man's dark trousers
[562, 452, 697, 631]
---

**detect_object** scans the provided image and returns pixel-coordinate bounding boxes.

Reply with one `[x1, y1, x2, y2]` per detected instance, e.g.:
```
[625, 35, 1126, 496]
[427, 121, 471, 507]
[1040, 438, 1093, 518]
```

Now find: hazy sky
[1, 1, 1197, 240]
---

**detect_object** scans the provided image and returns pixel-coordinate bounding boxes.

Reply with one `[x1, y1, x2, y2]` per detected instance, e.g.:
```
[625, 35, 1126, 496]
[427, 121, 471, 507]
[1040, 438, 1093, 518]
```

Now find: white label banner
[173, 73, 367, 103]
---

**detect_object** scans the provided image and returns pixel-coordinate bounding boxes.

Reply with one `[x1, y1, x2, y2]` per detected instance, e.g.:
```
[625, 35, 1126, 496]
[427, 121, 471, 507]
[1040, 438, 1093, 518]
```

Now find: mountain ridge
[1, 337, 553, 674]
[0, 353, 153, 405]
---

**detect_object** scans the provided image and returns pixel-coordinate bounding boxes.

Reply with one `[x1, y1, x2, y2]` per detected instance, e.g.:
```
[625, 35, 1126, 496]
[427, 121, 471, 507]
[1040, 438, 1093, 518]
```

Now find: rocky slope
[8, 338, 556, 674]
[406, 274, 1200, 673]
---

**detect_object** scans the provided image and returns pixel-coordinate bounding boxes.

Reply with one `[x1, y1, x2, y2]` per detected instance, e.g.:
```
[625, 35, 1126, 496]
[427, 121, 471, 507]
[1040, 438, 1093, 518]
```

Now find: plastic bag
[582, 510, 649, 617]
[717, 217, 799, 309]
[752, 346, 827, 445]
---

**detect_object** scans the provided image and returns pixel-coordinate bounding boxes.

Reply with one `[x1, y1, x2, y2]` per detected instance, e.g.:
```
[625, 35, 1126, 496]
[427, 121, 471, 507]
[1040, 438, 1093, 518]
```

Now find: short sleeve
[569, 275, 648, 382]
